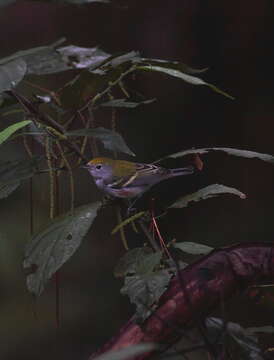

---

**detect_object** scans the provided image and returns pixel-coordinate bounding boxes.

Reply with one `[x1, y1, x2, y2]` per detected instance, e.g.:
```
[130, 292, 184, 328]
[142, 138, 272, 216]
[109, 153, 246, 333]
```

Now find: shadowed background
[0, 0, 274, 359]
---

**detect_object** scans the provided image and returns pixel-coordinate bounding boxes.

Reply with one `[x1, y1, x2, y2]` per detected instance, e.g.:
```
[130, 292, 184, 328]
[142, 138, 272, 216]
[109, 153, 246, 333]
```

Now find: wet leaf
[174, 242, 214, 255]
[137, 65, 234, 100]
[100, 98, 155, 108]
[0, 58, 27, 93]
[121, 269, 172, 322]
[169, 184, 246, 209]
[66, 127, 135, 156]
[94, 344, 157, 360]
[0, 120, 31, 145]
[23, 201, 101, 295]
[164, 147, 274, 164]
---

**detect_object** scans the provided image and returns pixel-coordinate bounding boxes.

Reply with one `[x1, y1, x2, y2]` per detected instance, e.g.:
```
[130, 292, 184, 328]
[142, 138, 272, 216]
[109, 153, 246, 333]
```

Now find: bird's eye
[96, 164, 102, 170]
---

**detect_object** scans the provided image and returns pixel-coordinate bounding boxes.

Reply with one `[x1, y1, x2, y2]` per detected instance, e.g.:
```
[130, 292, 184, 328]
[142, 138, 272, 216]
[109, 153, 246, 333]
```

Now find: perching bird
[84, 157, 194, 198]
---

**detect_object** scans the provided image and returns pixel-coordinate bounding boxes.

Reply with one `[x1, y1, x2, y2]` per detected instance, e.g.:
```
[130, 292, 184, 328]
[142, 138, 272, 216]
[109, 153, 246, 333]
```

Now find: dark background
[0, 1, 274, 359]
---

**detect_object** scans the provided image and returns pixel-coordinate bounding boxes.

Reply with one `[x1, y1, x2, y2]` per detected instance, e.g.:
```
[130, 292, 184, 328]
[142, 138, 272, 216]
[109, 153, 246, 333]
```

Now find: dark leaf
[0, 181, 20, 199]
[114, 247, 153, 277]
[169, 184, 246, 209]
[174, 242, 214, 255]
[246, 326, 274, 335]
[0, 0, 16, 6]
[164, 147, 274, 164]
[0, 59, 27, 93]
[100, 98, 155, 108]
[0, 120, 31, 145]
[94, 344, 157, 360]
[23, 202, 101, 295]
[66, 127, 135, 156]
[121, 269, 172, 322]
[137, 64, 234, 100]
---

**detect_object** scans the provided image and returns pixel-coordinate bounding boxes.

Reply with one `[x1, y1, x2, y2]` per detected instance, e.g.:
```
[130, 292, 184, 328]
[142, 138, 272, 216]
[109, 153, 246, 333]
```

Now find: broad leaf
[23, 202, 101, 295]
[174, 242, 213, 255]
[0, 58, 27, 93]
[66, 127, 135, 156]
[169, 184, 246, 209]
[100, 98, 155, 108]
[114, 247, 153, 277]
[94, 344, 157, 360]
[0, 120, 31, 145]
[121, 269, 172, 322]
[137, 65, 234, 100]
[164, 147, 274, 164]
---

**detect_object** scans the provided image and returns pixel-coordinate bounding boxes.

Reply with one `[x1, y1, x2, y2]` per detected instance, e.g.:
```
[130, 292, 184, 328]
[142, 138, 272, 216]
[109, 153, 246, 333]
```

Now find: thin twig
[115, 205, 129, 250]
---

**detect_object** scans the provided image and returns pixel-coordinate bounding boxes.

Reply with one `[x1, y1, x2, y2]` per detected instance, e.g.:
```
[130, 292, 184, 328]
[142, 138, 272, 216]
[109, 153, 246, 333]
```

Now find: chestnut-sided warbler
[85, 157, 194, 198]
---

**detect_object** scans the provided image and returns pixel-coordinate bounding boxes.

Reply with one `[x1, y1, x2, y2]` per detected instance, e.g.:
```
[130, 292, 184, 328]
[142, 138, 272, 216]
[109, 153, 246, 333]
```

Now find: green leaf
[137, 65, 234, 100]
[94, 344, 157, 360]
[114, 247, 153, 277]
[121, 269, 172, 322]
[66, 127, 135, 156]
[23, 202, 101, 296]
[0, 120, 31, 145]
[100, 98, 156, 108]
[164, 147, 274, 164]
[174, 242, 213, 255]
[0, 59, 27, 93]
[169, 184, 246, 209]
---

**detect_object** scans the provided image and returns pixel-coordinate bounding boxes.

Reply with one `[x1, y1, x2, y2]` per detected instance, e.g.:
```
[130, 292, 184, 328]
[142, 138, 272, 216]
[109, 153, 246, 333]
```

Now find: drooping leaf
[60, 51, 140, 108]
[140, 58, 208, 75]
[112, 211, 146, 235]
[100, 98, 155, 108]
[121, 269, 172, 322]
[0, 120, 31, 145]
[94, 344, 157, 360]
[66, 127, 135, 156]
[137, 65, 234, 100]
[0, 58, 27, 93]
[169, 184, 246, 209]
[23, 202, 101, 296]
[174, 242, 214, 255]
[164, 147, 274, 164]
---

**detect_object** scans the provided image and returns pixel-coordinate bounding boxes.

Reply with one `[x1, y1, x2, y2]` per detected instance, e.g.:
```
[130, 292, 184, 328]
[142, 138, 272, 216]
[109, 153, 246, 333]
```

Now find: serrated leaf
[137, 65, 234, 100]
[23, 202, 101, 296]
[174, 242, 213, 255]
[0, 59, 27, 93]
[66, 127, 135, 156]
[121, 269, 172, 322]
[169, 184, 246, 209]
[100, 98, 155, 108]
[94, 344, 157, 360]
[164, 147, 274, 164]
[0, 120, 31, 145]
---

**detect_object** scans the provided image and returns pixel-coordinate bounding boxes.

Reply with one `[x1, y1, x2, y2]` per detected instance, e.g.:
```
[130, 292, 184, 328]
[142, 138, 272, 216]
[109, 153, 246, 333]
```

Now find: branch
[89, 243, 274, 360]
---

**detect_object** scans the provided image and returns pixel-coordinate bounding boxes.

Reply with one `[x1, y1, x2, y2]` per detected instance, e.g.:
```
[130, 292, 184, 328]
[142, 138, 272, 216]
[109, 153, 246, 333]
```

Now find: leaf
[246, 326, 274, 335]
[94, 344, 157, 360]
[137, 65, 234, 100]
[66, 127, 135, 156]
[174, 242, 214, 255]
[0, 59, 27, 93]
[114, 247, 153, 277]
[169, 184, 246, 209]
[112, 211, 145, 235]
[0, 157, 39, 184]
[164, 147, 274, 164]
[121, 269, 172, 322]
[23, 202, 101, 296]
[100, 98, 156, 108]
[0, 181, 20, 199]
[0, 120, 31, 145]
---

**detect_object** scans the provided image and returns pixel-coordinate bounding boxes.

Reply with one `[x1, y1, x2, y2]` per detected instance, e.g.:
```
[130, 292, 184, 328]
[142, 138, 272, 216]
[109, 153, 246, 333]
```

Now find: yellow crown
[88, 157, 112, 165]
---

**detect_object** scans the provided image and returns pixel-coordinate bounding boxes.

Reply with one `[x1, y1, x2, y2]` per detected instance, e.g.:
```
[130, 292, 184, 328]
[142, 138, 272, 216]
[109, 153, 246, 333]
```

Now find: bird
[84, 157, 194, 199]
